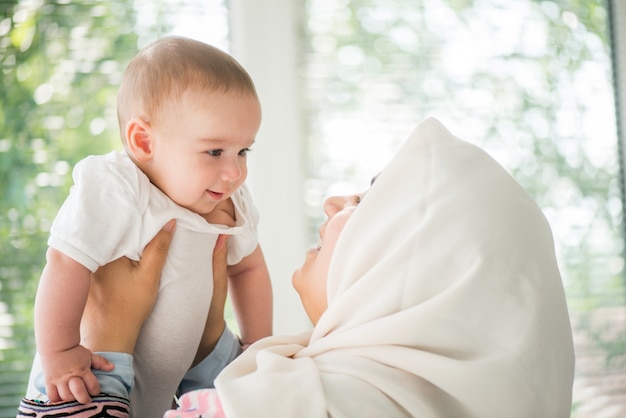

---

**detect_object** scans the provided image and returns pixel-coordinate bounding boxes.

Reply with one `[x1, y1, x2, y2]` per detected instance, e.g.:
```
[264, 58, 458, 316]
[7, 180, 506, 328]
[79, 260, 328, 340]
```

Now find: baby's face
[146, 89, 261, 217]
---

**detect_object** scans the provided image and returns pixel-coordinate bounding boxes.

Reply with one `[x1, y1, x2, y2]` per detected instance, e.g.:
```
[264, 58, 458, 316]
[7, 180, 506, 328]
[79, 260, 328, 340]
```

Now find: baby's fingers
[68, 376, 92, 404]
[82, 371, 103, 399]
[45, 383, 61, 403]
[91, 353, 115, 372]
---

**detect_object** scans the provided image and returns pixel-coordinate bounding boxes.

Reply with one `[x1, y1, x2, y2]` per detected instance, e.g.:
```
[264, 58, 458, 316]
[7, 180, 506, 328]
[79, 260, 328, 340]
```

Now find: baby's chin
[181, 196, 223, 215]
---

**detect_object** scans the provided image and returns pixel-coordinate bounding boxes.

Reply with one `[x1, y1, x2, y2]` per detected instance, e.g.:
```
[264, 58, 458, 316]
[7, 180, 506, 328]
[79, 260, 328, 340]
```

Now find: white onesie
[26, 150, 259, 417]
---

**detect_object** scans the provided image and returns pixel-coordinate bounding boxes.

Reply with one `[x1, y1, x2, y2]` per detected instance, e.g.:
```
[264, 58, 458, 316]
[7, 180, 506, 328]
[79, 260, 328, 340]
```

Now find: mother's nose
[323, 195, 347, 218]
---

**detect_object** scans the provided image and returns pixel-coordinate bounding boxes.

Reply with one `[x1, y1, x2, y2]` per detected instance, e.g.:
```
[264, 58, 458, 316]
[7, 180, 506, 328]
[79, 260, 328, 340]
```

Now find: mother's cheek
[291, 249, 317, 293]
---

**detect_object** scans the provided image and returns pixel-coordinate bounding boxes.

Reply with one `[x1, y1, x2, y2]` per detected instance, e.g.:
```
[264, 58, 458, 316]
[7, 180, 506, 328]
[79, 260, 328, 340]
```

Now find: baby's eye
[207, 149, 223, 157]
[238, 147, 252, 157]
[352, 194, 362, 205]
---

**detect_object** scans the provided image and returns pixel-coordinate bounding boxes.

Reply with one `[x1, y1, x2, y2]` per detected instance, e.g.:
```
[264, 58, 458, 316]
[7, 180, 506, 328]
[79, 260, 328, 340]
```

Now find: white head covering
[215, 118, 575, 418]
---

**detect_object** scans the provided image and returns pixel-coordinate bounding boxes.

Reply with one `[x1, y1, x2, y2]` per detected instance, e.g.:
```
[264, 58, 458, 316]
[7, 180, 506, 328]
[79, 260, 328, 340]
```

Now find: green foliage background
[0, 0, 138, 412]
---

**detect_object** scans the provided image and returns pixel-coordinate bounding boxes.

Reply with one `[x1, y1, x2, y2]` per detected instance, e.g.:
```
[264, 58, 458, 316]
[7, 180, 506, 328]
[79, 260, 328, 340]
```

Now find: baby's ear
[125, 117, 154, 162]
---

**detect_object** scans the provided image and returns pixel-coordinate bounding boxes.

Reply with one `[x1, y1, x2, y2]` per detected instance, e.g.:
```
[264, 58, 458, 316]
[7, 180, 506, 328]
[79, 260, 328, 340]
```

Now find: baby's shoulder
[75, 151, 145, 186]
[73, 151, 150, 206]
[76, 150, 132, 173]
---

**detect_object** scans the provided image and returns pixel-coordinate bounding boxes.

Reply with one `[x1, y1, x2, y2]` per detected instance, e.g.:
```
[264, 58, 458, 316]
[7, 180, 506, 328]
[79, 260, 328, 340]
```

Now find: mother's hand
[191, 233, 230, 367]
[80, 220, 176, 354]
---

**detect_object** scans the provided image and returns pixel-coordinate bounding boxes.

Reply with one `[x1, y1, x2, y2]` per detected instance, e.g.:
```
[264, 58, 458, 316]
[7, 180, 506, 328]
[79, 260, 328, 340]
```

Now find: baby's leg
[33, 352, 133, 397]
[177, 326, 242, 395]
[23, 280, 137, 416]
[17, 393, 130, 418]
[20, 287, 139, 416]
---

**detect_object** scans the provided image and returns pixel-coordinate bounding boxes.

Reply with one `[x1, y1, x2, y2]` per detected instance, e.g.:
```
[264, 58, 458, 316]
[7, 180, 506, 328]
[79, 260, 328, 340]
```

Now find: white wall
[229, 0, 311, 334]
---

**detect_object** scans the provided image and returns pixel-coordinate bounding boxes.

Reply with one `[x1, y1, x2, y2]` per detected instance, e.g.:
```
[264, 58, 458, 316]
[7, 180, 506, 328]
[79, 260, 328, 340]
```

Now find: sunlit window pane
[302, 1, 624, 416]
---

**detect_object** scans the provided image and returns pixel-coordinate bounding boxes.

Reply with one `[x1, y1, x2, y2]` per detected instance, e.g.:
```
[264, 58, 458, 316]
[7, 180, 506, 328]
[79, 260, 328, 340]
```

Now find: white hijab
[215, 118, 575, 418]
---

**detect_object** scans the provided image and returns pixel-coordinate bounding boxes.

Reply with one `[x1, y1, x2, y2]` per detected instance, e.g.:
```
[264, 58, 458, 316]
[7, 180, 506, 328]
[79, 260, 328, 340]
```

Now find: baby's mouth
[206, 190, 224, 200]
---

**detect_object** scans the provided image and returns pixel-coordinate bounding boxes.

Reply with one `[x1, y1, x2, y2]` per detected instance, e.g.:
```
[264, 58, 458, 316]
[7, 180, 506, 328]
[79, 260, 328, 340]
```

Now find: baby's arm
[34, 248, 105, 404]
[18, 222, 176, 418]
[204, 197, 273, 347]
[227, 245, 273, 347]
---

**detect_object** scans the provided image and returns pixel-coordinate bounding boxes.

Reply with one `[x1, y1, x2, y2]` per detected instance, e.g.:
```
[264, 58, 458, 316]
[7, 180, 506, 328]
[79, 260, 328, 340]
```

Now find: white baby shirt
[27, 150, 259, 417]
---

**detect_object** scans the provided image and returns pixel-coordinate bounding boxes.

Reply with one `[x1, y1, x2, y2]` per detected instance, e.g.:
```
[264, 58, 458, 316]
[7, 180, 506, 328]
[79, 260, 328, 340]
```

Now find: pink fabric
[164, 389, 224, 418]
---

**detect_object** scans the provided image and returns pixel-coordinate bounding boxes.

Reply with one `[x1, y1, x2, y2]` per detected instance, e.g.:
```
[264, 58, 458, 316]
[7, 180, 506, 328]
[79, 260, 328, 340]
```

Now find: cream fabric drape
[215, 118, 575, 418]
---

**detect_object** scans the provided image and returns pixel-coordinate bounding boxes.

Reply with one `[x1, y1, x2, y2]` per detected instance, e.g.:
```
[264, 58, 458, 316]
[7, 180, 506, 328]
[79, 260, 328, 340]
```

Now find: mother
[20, 118, 575, 417]
[213, 118, 575, 417]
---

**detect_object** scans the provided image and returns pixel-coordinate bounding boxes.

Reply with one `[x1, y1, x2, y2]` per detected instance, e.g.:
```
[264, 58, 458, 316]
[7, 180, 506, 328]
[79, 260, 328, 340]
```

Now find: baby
[25, 36, 273, 417]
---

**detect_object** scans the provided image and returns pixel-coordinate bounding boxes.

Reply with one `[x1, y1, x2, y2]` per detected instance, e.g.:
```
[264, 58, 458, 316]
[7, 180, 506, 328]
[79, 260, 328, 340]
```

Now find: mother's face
[292, 194, 361, 325]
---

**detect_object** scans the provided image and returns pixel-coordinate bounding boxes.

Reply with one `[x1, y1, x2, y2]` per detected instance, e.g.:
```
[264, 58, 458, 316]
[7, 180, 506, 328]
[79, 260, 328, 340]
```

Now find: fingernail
[163, 219, 176, 232]
[216, 234, 229, 249]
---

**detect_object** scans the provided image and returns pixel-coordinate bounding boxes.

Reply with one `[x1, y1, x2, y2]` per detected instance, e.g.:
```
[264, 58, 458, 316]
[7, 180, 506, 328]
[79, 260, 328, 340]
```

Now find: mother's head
[292, 193, 361, 325]
[218, 117, 575, 418]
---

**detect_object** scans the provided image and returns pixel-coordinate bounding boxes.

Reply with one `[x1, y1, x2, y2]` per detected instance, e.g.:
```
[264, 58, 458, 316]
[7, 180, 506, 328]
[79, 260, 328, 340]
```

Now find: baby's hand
[39, 344, 107, 404]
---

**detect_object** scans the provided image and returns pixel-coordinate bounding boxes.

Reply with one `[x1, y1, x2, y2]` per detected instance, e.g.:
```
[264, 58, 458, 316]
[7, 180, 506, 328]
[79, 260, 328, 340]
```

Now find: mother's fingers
[212, 234, 229, 297]
[137, 220, 176, 289]
[213, 234, 229, 268]
[189, 234, 230, 367]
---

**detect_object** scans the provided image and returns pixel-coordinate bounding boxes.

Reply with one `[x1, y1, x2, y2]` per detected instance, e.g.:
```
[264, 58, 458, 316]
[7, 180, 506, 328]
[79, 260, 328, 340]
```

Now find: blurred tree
[0, 0, 138, 412]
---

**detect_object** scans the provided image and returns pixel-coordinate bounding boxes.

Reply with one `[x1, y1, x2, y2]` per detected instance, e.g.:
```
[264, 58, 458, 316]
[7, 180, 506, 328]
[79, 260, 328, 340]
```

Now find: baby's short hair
[117, 36, 258, 142]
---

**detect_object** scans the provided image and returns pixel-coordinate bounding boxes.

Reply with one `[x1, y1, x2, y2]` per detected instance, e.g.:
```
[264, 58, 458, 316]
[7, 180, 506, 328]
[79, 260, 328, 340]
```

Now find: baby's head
[117, 36, 258, 142]
[117, 36, 262, 217]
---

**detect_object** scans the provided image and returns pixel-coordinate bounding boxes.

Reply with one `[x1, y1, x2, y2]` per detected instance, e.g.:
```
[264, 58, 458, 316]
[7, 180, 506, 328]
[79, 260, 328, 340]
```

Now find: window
[302, 0, 624, 416]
